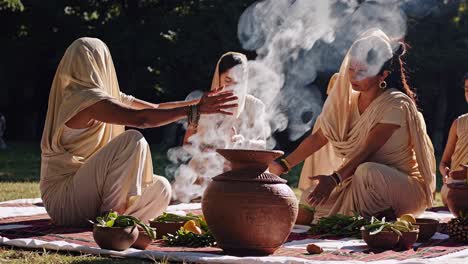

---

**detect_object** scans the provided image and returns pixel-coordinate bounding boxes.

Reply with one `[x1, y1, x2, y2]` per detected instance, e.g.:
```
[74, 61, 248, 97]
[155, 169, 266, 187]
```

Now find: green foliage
[152, 212, 199, 223]
[92, 211, 156, 240]
[162, 215, 216, 247]
[163, 227, 216, 247]
[363, 217, 418, 237]
[309, 213, 369, 238]
[0, 0, 24, 12]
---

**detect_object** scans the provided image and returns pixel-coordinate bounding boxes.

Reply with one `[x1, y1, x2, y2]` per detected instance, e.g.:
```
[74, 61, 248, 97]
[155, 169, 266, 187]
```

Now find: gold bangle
[282, 158, 291, 170]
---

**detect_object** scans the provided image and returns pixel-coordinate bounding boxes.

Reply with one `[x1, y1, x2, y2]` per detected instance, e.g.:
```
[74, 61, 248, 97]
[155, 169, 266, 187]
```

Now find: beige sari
[173, 52, 266, 202]
[40, 38, 170, 226]
[299, 29, 436, 219]
[441, 113, 468, 205]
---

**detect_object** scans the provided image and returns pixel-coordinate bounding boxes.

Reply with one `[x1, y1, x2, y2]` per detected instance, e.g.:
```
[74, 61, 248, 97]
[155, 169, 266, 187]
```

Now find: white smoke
[168, 0, 440, 202]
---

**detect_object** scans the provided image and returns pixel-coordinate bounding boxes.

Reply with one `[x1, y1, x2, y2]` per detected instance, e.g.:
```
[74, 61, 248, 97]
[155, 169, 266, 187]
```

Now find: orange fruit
[183, 220, 203, 235]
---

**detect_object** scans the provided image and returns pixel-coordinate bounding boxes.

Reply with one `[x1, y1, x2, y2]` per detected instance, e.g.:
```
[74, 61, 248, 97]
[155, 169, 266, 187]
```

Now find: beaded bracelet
[187, 104, 200, 129]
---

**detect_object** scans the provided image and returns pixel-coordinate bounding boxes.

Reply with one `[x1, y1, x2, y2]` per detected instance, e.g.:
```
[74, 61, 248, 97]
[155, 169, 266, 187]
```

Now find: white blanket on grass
[1, 198, 467, 264]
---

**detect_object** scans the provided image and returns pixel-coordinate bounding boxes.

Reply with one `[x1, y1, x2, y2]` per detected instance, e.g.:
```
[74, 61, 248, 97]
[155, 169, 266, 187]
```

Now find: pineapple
[448, 213, 468, 243]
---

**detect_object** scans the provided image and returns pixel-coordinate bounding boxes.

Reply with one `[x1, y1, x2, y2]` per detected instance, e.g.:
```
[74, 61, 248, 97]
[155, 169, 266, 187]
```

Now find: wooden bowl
[397, 229, 419, 250]
[362, 229, 400, 250]
[150, 221, 184, 239]
[415, 218, 439, 241]
[295, 206, 314, 225]
[132, 230, 153, 250]
[93, 225, 139, 251]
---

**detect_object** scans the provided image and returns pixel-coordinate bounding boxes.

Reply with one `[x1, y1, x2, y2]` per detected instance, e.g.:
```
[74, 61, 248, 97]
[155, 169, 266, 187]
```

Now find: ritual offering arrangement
[296, 204, 315, 225]
[91, 211, 156, 251]
[150, 213, 200, 239]
[202, 149, 299, 256]
[361, 215, 419, 250]
[309, 213, 369, 238]
[162, 215, 216, 247]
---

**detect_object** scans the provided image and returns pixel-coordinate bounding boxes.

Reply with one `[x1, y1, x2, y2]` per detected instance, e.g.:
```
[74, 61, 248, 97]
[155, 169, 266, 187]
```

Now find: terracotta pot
[445, 183, 468, 217]
[415, 218, 439, 242]
[296, 206, 314, 225]
[93, 225, 139, 251]
[362, 230, 400, 250]
[132, 230, 153, 250]
[149, 221, 185, 239]
[397, 229, 419, 250]
[202, 149, 298, 256]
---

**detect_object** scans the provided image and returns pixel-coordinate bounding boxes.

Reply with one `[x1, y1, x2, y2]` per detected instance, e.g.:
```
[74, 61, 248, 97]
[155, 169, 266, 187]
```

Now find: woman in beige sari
[440, 73, 468, 204]
[269, 29, 436, 220]
[173, 52, 266, 202]
[40, 38, 237, 226]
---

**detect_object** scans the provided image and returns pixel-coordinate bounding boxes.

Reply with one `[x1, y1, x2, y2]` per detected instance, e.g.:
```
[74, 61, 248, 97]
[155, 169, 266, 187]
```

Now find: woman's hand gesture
[307, 175, 337, 207]
[198, 88, 238, 115]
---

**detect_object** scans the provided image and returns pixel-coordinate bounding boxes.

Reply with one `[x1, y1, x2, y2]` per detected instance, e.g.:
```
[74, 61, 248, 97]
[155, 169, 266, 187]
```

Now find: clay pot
[132, 230, 153, 250]
[415, 218, 439, 242]
[362, 230, 400, 250]
[397, 229, 419, 250]
[202, 149, 299, 256]
[445, 183, 468, 217]
[149, 221, 185, 239]
[93, 225, 139, 251]
[296, 206, 314, 225]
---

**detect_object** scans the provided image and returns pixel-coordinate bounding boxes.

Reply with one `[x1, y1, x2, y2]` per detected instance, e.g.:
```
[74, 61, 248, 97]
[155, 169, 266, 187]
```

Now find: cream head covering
[40, 38, 126, 192]
[315, 29, 436, 207]
[210, 52, 248, 118]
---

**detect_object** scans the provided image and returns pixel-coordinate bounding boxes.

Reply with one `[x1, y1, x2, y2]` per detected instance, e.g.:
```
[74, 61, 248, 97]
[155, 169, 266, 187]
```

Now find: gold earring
[379, 80, 387, 89]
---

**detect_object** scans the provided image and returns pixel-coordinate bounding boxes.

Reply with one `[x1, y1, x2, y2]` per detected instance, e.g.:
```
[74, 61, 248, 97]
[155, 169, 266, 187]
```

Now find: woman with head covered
[172, 52, 267, 202]
[40, 38, 237, 226]
[270, 29, 435, 220]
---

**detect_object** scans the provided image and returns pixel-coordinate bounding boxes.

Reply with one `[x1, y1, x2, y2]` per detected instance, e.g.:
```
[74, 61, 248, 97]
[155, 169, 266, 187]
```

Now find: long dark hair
[379, 42, 416, 104]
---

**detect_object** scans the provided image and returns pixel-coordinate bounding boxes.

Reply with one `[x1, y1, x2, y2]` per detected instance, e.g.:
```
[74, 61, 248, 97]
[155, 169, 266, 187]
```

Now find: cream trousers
[44, 130, 171, 226]
[301, 162, 426, 220]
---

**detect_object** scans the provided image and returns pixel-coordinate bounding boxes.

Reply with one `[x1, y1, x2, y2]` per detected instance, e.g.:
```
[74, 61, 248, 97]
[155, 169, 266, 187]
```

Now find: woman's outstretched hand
[307, 175, 337, 207]
[269, 161, 285, 176]
[198, 88, 238, 115]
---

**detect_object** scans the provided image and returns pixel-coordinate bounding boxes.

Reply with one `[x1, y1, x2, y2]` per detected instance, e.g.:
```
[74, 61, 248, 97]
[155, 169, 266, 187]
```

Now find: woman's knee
[354, 162, 386, 186]
[153, 176, 172, 202]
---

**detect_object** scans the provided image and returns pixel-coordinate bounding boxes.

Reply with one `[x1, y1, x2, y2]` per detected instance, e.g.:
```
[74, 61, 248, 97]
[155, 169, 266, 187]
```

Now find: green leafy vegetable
[163, 228, 216, 247]
[90, 211, 156, 240]
[362, 217, 418, 237]
[152, 212, 199, 223]
[309, 213, 369, 238]
[162, 214, 215, 247]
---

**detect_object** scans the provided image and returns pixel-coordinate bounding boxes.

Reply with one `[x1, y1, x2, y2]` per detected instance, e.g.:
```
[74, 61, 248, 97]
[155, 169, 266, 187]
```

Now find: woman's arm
[128, 97, 200, 110]
[439, 119, 458, 179]
[72, 91, 237, 129]
[440, 119, 458, 178]
[269, 128, 328, 175]
[336, 123, 399, 180]
[307, 123, 399, 206]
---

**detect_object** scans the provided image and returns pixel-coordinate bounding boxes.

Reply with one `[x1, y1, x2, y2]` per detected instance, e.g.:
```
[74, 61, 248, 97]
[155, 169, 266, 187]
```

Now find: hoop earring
[379, 80, 387, 89]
